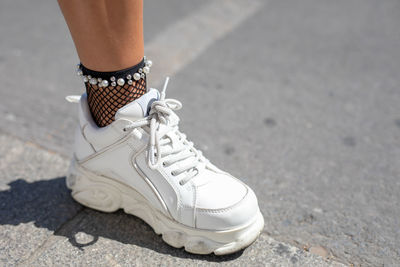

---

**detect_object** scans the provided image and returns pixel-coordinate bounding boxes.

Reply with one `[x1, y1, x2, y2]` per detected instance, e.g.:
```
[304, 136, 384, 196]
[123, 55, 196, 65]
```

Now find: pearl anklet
[76, 57, 152, 87]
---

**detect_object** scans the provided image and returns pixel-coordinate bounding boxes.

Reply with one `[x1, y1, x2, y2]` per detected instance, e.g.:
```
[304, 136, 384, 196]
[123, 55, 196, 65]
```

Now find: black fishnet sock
[80, 60, 147, 127]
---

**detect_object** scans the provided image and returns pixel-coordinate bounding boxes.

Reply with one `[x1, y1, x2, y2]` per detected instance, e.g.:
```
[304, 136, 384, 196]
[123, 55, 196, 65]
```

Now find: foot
[66, 78, 264, 255]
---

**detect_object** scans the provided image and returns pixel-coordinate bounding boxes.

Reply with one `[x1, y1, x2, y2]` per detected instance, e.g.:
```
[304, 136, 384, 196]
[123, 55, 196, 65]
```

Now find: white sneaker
[66, 78, 264, 255]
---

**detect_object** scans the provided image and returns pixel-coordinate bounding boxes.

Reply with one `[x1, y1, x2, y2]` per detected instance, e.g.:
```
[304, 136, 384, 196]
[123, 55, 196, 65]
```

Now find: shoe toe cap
[194, 175, 260, 231]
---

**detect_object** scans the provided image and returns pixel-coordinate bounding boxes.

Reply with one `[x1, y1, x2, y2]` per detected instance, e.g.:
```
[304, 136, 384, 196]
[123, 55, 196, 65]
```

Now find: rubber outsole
[66, 159, 264, 255]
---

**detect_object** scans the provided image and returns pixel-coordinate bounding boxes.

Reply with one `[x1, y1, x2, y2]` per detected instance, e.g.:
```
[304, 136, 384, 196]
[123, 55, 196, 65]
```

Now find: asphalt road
[1, 0, 400, 266]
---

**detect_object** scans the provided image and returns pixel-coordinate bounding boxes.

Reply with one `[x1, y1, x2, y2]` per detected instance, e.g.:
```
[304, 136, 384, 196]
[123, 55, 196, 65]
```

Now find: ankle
[77, 57, 153, 127]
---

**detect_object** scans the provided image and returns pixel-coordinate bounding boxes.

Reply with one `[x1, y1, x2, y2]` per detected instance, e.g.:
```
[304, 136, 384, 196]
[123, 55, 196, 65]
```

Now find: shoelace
[124, 77, 207, 185]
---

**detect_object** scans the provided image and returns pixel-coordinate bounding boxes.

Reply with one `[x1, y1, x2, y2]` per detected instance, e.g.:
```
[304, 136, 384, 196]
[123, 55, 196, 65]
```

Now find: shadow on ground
[0, 177, 243, 262]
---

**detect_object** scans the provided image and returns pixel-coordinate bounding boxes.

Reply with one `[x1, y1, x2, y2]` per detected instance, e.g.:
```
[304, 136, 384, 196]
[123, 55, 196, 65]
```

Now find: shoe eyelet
[179, 181, 184, 186]
[162, 162, 166, 167]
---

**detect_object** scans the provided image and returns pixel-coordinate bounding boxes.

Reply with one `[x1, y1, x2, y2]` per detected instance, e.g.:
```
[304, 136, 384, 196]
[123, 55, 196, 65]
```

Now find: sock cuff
[79, 59, 146, 80]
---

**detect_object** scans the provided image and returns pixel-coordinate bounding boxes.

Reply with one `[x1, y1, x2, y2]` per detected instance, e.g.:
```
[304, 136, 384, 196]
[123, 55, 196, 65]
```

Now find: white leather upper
[73, 91, 260, 230]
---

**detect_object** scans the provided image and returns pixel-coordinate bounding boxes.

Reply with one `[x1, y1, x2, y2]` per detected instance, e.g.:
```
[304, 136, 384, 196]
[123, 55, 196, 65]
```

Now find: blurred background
[0, 0, 399, 266]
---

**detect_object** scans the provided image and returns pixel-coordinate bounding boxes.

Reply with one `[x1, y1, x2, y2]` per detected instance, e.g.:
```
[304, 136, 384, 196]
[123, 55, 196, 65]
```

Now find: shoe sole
[66, 159, 264, 255]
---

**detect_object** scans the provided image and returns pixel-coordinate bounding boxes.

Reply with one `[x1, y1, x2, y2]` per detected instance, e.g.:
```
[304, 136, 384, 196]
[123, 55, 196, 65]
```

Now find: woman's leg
[58, 0, 149, 127]
[58, 0, 143, 71]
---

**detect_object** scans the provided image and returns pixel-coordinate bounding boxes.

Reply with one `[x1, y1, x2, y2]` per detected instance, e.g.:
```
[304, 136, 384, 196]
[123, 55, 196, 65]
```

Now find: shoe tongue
[115, 89, 160, 121]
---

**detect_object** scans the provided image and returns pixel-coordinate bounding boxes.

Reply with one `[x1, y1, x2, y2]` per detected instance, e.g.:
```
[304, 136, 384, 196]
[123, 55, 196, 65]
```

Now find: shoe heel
[66, 158, 122, 213]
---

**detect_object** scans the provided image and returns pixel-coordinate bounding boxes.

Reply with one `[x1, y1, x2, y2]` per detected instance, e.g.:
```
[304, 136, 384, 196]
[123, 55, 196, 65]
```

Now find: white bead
[89, 78, 97, 85]
[76, 69, 83, 76]
[138, 68, 143, 73]
[97, 78, 102, 82]
[143, 66, 150, 74]
[111, 81, 116, 86]
[83, 76, 88, 82]
[128, 80, 133, 85]
[117, 78, 125, 86]
[126, 74, 132, 80]
[133, 73, 141, 81]
[145, 60, 152, 67]
[110, 76, 115, 81]
[141, 73, 145, 79]
[88, 75, 92, 79]
[101, 80, 109, 87]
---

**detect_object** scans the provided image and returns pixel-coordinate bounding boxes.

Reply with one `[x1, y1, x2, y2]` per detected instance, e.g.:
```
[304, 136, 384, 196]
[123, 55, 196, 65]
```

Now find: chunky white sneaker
[66, 78, 264, 255]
